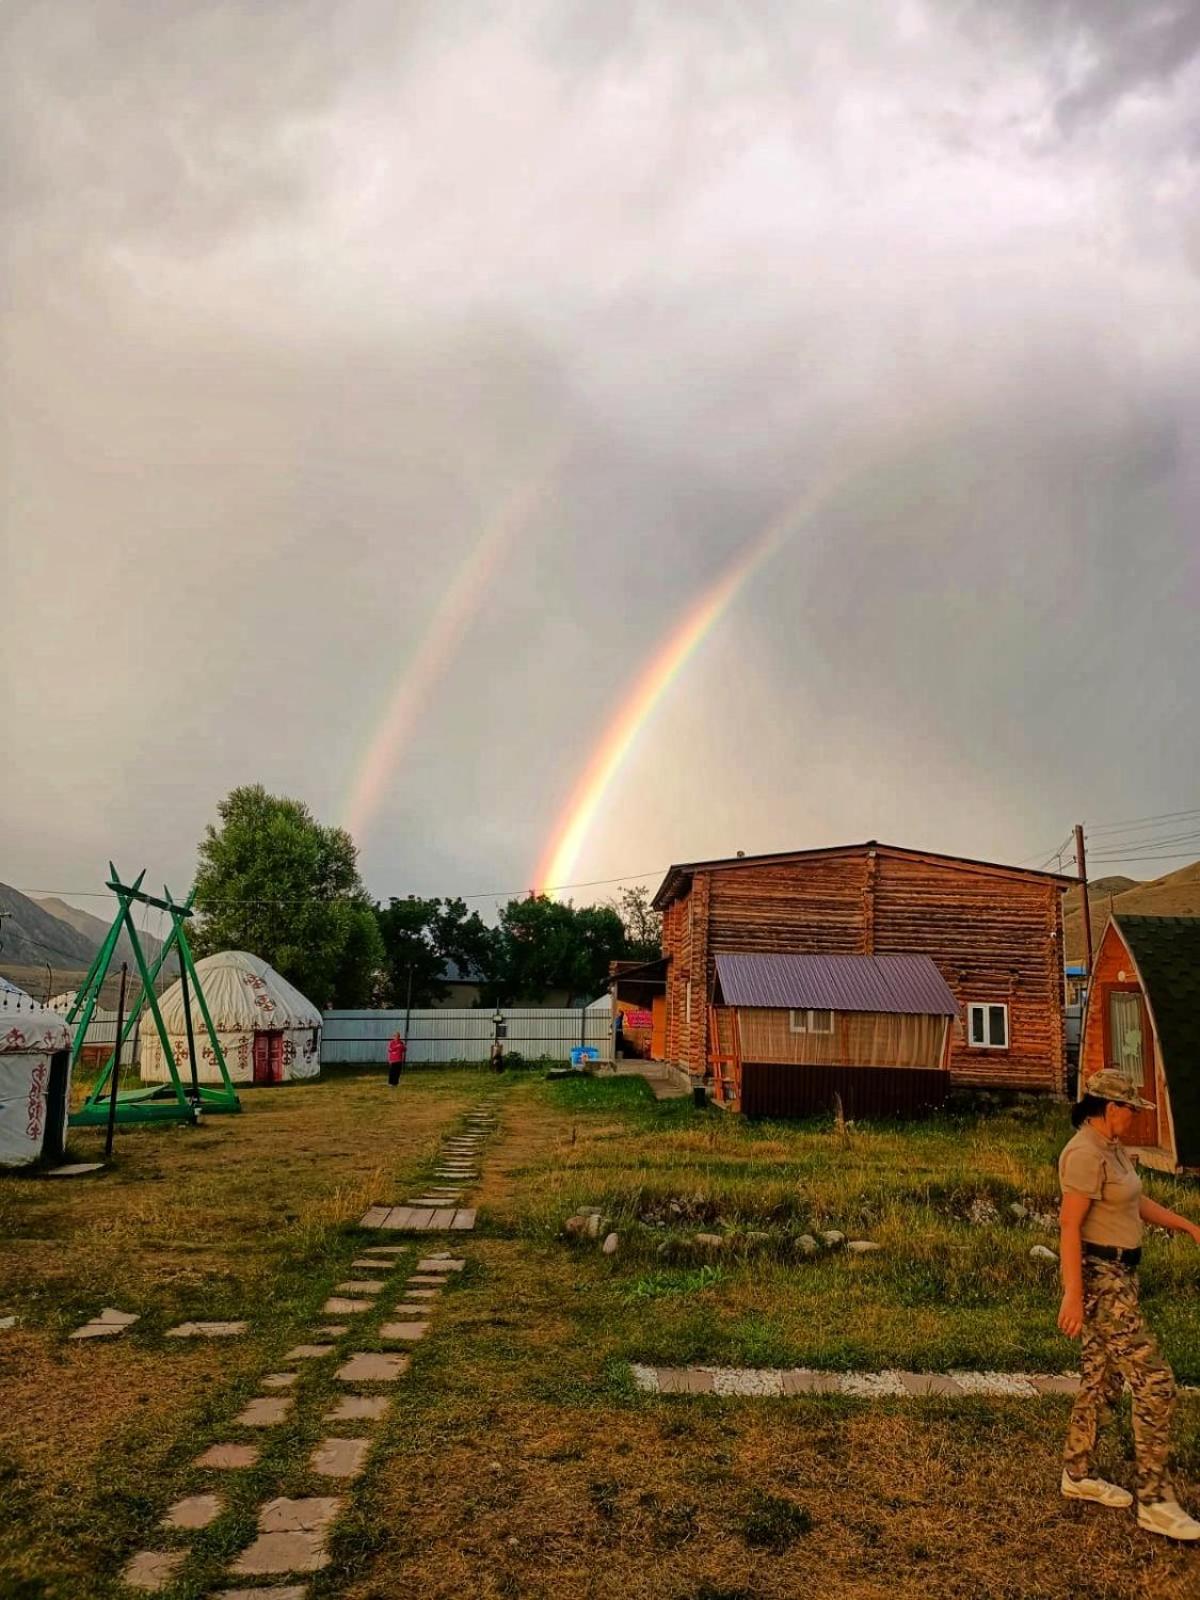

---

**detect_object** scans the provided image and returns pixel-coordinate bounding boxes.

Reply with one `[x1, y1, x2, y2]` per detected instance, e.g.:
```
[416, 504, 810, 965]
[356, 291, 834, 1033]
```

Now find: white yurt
[1, 979, 73, 1167]
[138, 951, 322, 1086]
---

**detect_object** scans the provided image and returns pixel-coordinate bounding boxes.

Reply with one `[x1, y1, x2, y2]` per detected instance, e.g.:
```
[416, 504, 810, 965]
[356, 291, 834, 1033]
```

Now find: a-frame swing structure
[69, 866, 241, 1126]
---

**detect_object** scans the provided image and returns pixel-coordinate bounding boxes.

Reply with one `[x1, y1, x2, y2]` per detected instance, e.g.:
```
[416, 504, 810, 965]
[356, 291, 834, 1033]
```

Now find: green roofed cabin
[1079, 914, 1200, 1174]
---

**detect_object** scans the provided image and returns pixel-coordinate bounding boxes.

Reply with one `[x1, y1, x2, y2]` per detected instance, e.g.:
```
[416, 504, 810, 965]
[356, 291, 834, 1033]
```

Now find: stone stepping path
[312, 1436, 370, 1478]
[359, 1205, 476, 1231]
[69, 1307, 138, 1340]
[195, 1443, 260, 1469]
[119, 1108, 494, 1595]
[162, 1492, 223, 1530]
[123, 1550, 184, 1590]
[166, 1320, 248, 1338]
[631, 1365, 1089, 1398]
[231, 1496, 341, 1577]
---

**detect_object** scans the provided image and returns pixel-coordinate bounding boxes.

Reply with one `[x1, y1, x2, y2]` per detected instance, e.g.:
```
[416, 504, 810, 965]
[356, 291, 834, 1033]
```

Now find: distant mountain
[1064, 862, 1200, 960]
[0, 883, 98, 969]
[35, 895, 168, 970]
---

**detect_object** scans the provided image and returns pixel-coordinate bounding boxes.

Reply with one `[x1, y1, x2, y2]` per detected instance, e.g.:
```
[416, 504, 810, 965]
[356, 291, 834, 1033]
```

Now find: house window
[967, 1003, 1008, 1049]
[789, 1008, 834, 1035]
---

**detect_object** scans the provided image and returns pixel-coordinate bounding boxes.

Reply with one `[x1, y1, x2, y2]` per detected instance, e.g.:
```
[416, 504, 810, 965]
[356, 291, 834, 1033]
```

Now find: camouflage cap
[1083, 1068, 1155, 1111]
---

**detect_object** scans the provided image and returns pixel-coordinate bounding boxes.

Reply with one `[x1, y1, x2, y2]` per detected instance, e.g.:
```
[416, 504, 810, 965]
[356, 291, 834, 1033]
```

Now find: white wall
[322, 1008, 613, 1065]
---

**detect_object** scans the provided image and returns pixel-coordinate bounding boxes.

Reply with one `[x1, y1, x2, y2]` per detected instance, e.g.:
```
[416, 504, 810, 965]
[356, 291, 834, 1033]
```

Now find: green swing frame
[68, 866, 241, 1126]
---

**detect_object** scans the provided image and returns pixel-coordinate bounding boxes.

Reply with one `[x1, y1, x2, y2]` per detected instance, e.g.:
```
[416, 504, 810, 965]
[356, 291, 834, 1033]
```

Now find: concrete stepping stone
[231, 1498, 341, 1578]
[409, 1197, 461, 1207]
[451, 1210, 477, 1230]
[219, 1589, 308, 1600]
[311, 1437, 370, 1478]
[379, 1321, 429, 1342]
[900, 1372, 965, 1397]
[195, 1443, 260, 1469]
[360, 1244, 406, 1254]
[0, 1316, 17, 1331]
[326, 1394, 389, 1422]
[350, 1258, 393, 1270]
[284, 1344, 334, 1361]
[46, 1162, 106, 1178]
[359, 1206, 391, 1228]
[313, 1325, 348, 1338]
[122, 1550, 184, 1591]
[418, 1257, 465, 1270]
[408, 1274, 451, 1286]
[162, 1492, 224, 1530]
[166, 1321, 248, 1338]
[323, 1298, 374, 1314]
[234, 1396, 293, 1427]
[392, 1304, 432, 1317]
[335, 1352, 410, 1382]
[401, 1288, 438, 1300]
[261, 1373, 298, 1390]
[231, 1531, 329, 1576]
[70, 1307, 140, 1339]
[261, 1496, 342, 1532]
[1030, 1374, 1082, 1395]
[335, 1280, 385, 1294]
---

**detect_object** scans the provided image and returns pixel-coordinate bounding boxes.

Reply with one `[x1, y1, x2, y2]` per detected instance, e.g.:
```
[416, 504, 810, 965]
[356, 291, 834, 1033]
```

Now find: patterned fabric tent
[138, 951, 321, 1086]
[0, 982, 72, 1166]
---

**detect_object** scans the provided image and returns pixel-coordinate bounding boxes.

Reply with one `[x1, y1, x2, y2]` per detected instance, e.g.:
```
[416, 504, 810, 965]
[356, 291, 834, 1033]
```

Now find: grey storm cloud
[2, 1, 1198, 906]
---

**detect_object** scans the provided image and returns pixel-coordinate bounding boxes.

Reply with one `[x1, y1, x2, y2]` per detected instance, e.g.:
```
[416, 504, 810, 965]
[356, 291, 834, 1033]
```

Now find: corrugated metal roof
[713, 952, 958, 1016]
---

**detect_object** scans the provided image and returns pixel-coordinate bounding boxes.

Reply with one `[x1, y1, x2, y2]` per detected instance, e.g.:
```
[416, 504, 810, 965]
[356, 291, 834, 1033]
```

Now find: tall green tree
[481, 896, 627, 1006]
[193, 785, 383, 1008]
[376, 895, 495, 1007]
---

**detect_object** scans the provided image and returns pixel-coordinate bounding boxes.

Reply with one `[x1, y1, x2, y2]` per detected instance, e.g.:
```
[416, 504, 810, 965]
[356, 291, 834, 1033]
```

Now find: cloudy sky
[3, 1, 1198, 915]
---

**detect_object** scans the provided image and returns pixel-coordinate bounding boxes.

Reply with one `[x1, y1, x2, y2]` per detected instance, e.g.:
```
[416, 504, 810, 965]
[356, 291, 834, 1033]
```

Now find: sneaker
[1137, 1500, 1200, 1541]
[1061, 1470, 1133, 1508]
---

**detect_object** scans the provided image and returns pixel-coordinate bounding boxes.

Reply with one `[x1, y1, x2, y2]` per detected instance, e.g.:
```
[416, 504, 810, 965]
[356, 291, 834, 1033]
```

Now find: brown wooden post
[1075, 824, 1094, 977]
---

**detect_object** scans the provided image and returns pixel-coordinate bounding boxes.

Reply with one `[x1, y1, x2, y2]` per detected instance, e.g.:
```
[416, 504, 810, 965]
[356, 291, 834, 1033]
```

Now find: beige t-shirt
[1059, 1122, 1143, 1249]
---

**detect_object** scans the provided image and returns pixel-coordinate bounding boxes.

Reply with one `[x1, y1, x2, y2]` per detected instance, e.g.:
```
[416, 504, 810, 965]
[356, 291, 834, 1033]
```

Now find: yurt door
[1105, 987, 1158, 1148]
[253, 1031, 285, 1085]
[42, 1050, 70, 1163]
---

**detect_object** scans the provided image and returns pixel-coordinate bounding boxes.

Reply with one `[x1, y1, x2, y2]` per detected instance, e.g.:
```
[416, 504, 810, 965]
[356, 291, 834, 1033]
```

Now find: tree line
[191, 785, 661, 1010]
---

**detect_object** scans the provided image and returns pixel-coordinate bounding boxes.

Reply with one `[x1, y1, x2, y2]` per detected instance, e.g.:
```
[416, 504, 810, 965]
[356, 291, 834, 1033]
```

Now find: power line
[7, 867, 669, 909]
[1085, 806, 1200, 837]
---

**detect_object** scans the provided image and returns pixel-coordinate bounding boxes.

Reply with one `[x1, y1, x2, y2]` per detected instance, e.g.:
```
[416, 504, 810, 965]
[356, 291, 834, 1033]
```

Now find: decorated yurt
[138, 952, 321, 1086]
[1, 978, 73, 1167]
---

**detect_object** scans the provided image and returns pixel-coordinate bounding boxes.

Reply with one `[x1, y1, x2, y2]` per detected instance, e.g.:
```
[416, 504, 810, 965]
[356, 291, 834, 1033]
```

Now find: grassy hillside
[1063, 861, 1200, 960]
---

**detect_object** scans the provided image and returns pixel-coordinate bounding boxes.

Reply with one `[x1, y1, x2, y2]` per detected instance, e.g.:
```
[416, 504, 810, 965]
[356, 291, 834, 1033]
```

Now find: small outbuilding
[1079, 915, 1200, 1173]
[709, 951, 959, 1117]
[0, 979, 73, 1167]
[138, 952, 321, 1087]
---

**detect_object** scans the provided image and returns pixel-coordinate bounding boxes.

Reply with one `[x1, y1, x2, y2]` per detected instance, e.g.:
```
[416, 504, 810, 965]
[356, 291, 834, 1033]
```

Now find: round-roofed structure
[138, 951, 321, 1086]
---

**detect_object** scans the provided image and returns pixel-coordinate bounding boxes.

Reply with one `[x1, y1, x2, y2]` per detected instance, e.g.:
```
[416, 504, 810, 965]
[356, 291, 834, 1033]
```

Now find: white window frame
[789, 1008, 834, 1035]
[967, 1002, 1009, 1050]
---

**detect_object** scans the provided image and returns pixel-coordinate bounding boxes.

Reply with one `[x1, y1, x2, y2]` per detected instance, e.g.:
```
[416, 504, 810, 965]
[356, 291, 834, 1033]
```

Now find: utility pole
[1074, 823, 1093, 978]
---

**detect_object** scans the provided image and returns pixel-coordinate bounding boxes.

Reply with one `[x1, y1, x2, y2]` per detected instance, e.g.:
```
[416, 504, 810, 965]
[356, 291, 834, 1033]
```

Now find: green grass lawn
[500, 1074, 1200, 1379]
[3, 1066, 1200, 1600]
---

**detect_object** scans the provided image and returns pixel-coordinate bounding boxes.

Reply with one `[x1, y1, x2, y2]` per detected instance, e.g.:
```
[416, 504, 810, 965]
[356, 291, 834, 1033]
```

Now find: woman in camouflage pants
[1058, 1069, 1200, 1541]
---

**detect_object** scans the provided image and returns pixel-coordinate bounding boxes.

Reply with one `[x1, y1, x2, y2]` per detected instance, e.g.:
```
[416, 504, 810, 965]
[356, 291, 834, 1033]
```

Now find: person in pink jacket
[387, 1032, 407, 1086]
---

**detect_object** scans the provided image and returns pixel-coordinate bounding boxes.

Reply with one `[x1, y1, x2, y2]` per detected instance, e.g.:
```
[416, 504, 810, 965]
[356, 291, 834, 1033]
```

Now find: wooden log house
[651, 841, 1072, 1108]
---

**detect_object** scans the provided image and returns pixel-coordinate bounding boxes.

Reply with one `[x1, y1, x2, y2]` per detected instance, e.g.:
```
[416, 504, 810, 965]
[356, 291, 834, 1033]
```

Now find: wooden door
[650, 996, 666, 1060]
[1103, 985, 1158, 1147]
[252, 1032, 284, 1085]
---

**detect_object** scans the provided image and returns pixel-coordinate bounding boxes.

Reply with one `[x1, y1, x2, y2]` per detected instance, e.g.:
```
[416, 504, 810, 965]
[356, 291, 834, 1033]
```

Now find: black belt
[1083, 1242, 1142, 1267]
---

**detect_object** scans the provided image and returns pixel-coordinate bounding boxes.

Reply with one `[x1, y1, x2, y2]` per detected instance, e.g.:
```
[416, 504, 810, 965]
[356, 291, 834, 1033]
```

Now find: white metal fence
[322, 1007, 613, 1066]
